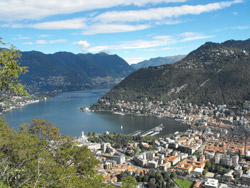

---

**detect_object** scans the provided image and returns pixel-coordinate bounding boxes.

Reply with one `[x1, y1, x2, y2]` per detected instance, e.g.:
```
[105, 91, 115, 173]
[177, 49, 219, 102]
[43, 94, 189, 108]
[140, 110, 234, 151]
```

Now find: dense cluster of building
[99, 99, 250, 129]
[79, 101, 250, 187]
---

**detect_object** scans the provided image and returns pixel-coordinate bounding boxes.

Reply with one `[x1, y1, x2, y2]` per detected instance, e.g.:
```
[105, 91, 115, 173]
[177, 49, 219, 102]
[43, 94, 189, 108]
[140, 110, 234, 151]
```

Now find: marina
[130, 124, 164, 137]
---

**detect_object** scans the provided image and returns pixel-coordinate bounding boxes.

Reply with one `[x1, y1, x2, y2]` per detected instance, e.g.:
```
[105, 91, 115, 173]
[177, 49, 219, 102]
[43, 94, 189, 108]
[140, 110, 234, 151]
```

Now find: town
[79, 100, 250, 188]
[0, 95, 41, 114]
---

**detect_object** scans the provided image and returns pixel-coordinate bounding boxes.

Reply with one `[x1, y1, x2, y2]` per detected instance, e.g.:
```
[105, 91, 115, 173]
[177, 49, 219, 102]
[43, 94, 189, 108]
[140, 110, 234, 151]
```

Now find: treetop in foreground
[0, 37, 28, 101]
[0, 118, 112, 188]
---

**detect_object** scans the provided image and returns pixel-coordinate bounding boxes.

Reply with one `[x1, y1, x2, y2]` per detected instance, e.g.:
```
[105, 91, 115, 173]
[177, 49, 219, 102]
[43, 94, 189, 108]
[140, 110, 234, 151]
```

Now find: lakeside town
[79, 100, 250, 188]
[0, 95, 44, 114]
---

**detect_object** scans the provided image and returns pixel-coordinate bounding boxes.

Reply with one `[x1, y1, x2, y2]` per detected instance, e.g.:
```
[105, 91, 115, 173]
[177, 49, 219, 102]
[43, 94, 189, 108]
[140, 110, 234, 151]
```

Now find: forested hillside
[91, 39, 250, 111]
[19, 51, 135, 93]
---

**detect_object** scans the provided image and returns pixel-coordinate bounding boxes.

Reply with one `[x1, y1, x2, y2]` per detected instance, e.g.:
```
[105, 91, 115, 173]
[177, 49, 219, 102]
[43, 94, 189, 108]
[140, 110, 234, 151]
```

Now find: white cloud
[23, 42, 33, 45]
[215, 25, 250, 32]
[1, 0, 243, 35]
[161, 46, 185, 50]
[13, 36, 31, 40]
[155, 20, 183, 25]
[181, 35, 214, 42]
[83, 24, 151, 35]
[49, 39, 67, 44]
[0, 0, 187, 21]
[73, 41, 90, 51]
[235, 26, 250, 30]
[179, 32, 214, 42]
[38, 34, 51, 38]
[31, 18, 86, 30]
[4, 18, 86, 30]
[94, 0, 243, 23]
[179, 32, 199, 37]
[89, 32, 213, 52]
[4, 20, 150, 34]
[36, 40, 47, 44]
[36, 39, 66, 44]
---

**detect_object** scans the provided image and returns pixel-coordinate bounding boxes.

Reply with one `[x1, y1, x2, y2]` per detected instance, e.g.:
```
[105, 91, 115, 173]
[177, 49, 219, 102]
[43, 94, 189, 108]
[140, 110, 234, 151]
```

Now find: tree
[121, 176, 138, 188]
[170, 172, 177, 179]
[0, 37, 28, 101]
[0, 119, 112, 187]
[143, 175, 149, 182]
[148, 181, 157, 188]
[88, 131, 92, 137]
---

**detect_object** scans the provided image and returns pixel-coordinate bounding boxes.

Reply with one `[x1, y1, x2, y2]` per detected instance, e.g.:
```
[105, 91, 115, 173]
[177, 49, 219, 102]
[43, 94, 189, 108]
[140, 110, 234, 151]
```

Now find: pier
[130, 130, 143, 136]
[130, 124, 164, 137]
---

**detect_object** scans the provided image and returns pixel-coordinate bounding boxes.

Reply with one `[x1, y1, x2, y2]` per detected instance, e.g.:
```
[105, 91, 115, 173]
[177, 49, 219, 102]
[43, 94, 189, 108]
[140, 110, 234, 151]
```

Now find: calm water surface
[3, 89, 187, 137]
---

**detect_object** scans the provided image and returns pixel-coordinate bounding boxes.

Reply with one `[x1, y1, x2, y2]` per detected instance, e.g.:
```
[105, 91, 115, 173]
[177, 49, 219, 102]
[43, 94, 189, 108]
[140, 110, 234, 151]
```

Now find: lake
[2, 89, 187, 137]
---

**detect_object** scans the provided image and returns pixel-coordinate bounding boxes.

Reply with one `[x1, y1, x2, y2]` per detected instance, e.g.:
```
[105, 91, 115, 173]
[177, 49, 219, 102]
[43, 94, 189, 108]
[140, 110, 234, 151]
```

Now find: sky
[0, 0, 249, 64]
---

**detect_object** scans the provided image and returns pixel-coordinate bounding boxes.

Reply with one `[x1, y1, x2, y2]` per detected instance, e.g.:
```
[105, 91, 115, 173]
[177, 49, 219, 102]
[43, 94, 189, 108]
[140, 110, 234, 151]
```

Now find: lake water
[2, 89, 187, 137]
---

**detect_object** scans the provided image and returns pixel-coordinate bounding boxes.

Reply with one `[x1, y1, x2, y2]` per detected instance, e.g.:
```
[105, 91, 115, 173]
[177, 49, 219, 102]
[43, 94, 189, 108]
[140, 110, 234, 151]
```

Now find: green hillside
[19, 51, 135, 93]
[90, 39, 250, 111]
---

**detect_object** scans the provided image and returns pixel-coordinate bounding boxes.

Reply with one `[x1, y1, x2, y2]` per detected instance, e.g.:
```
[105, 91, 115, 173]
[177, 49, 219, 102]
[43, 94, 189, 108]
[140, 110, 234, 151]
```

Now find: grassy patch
[174, 178, 193, 188]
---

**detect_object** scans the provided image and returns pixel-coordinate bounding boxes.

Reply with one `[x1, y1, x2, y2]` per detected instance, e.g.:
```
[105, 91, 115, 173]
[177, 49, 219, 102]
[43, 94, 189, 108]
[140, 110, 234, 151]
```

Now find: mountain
[19, 51, 135, 93]
[131, 55, 186, 70]
[90, 38, 250, 111]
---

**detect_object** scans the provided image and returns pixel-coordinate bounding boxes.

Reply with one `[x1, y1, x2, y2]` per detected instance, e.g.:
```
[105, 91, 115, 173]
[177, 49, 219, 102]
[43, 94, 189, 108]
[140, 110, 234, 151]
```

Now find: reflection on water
[2, 89, 187, 137]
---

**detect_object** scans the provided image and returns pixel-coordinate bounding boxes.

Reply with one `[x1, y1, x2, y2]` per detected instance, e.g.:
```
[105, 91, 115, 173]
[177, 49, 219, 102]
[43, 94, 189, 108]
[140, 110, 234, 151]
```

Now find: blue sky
[0, 0, 249, 64]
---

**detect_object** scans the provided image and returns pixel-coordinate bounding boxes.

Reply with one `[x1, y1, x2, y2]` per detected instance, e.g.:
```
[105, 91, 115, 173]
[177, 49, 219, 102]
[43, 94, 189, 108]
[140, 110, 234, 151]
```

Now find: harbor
[130, 124, 164, 137]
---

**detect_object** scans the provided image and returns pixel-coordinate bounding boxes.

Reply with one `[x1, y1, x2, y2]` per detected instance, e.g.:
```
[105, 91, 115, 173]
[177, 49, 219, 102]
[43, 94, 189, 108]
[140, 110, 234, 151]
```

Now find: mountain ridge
[90, 38, 250, 112]
[131, 55, 186, 70]
[19, 51, 135, 94]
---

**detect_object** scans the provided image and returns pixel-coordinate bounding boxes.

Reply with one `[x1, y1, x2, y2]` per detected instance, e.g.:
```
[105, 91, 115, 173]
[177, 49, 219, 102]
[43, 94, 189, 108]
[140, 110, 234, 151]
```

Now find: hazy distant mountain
[19, 51, 135, 93]
[131, 55, 186, 70]
[91, 38, 250, 111]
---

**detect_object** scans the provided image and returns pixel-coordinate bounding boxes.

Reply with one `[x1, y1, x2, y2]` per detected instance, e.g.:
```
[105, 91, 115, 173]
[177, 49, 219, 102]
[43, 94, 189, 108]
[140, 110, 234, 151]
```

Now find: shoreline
[81, 107, 190, 127]
[1, 99, 41, 115]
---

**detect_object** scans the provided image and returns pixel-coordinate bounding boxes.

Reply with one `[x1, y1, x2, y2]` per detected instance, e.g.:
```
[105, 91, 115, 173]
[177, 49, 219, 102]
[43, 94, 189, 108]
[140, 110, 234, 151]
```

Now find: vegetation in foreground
[0, 119, 114, 187]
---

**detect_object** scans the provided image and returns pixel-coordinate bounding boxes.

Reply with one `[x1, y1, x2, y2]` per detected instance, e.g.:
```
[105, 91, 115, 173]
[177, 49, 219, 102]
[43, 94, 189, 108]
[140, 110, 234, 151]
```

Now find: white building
[232, 155, 239, 167]
[215, 153, 222, 164]
[148, 160, 158, 169]
[219, 184, 229, 188]
[112, 154, 125, 164]
[192, 168, 204, 176]
[76, 131, 101, 152]
[159, 162, 171, 171]
[204, 178, 219, 188]
[220, 155, 232, 167]
[204, 151, 215, 159]
[223, 170, 234, 181]
[146, 152, 155, 160]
